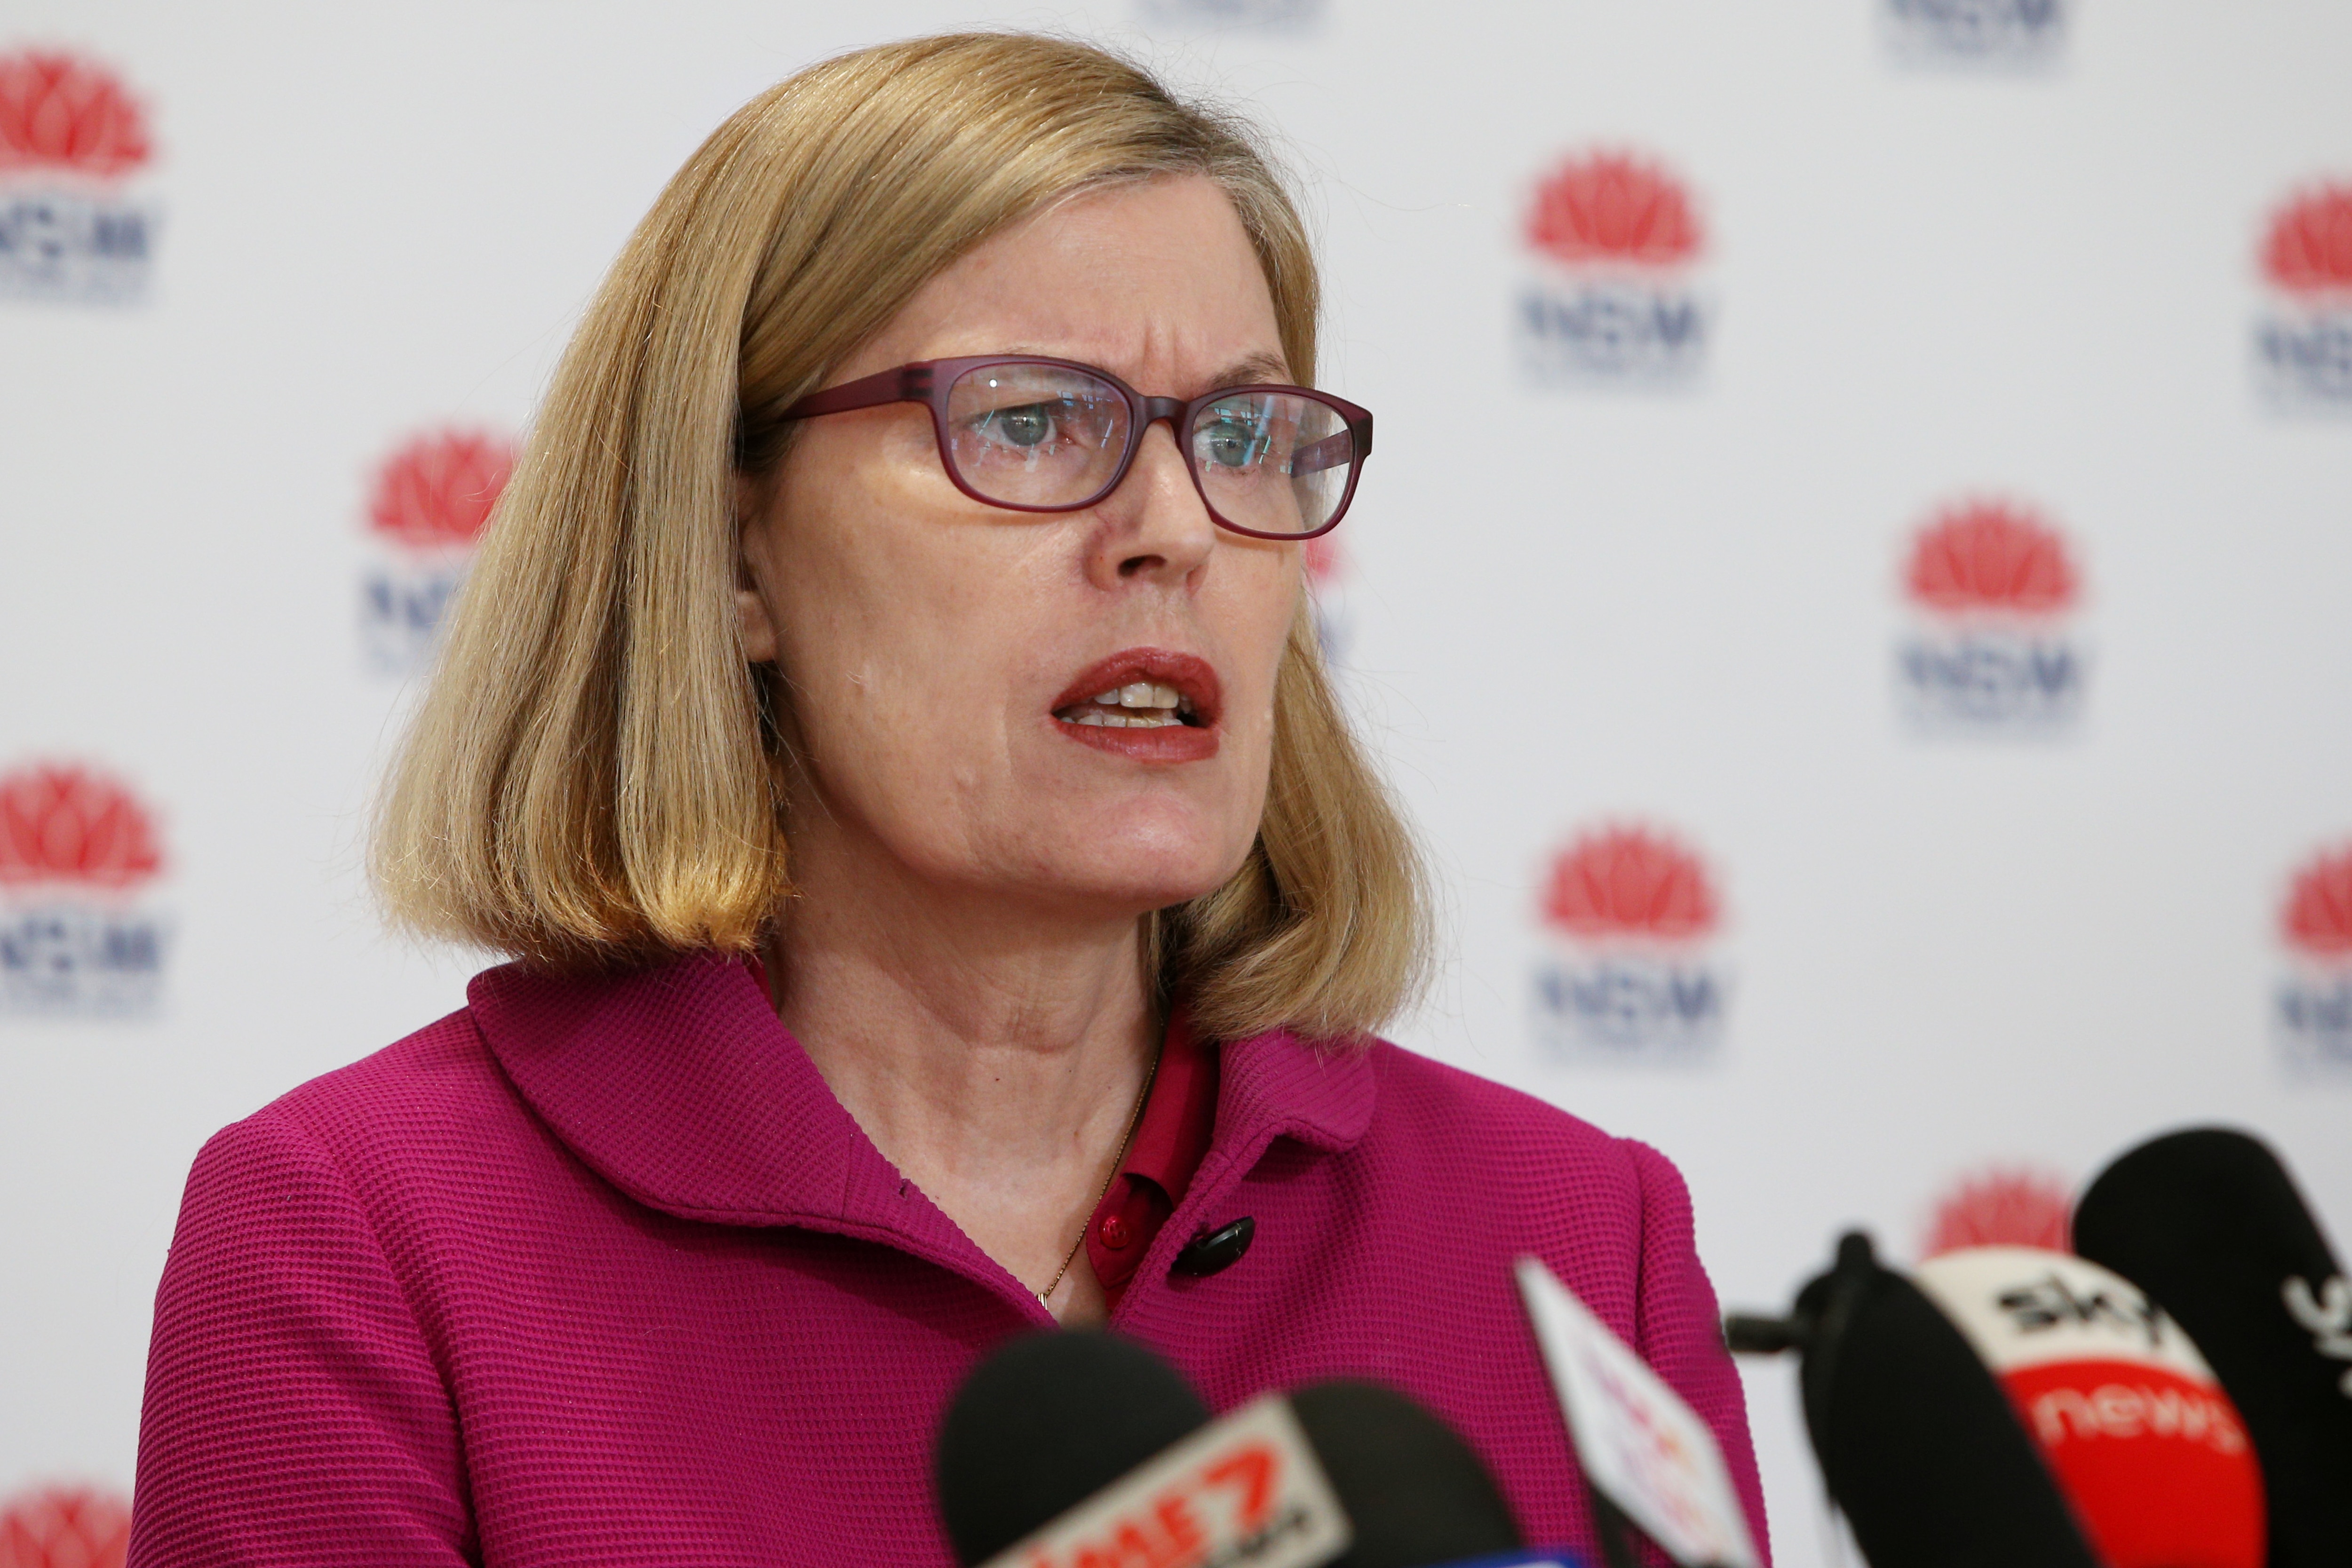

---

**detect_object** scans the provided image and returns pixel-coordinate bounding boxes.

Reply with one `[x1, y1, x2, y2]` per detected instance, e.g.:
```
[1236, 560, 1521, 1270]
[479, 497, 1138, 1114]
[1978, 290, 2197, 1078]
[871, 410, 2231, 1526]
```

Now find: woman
[129, 32, 1768, 1568]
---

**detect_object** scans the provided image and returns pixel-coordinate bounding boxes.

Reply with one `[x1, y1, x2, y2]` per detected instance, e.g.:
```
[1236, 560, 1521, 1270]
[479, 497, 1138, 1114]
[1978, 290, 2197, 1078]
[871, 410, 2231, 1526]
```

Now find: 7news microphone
[932, 1330, 1542, 1568]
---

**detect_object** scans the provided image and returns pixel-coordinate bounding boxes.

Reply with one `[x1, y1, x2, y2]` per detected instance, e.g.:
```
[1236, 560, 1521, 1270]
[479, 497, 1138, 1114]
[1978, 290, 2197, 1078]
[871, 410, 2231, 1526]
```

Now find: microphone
[935, 1332, 1556, 1568]
[935, 1329, 1215, 1566]
[1725, 1232, 2101, 1568]
[2073, 1126, 2352, 1568]
[1911, 1245, 2265, 1568]
[1285, 1380, 1526, 1568]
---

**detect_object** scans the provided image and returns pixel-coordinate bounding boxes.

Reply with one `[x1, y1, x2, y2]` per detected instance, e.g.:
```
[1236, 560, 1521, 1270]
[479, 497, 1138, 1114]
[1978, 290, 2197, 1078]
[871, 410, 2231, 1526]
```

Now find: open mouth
[1054, 681, 1203, 730]
[1049, 650, 1222, 756]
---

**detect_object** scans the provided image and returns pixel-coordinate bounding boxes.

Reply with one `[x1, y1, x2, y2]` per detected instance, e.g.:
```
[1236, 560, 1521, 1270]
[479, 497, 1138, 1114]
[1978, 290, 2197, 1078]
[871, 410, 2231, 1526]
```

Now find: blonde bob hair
[374, 31, 1429, 1043]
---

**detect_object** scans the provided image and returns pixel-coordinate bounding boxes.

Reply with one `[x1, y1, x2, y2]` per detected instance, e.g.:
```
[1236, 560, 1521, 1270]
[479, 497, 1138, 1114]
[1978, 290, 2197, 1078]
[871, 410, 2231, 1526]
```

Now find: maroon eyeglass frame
[778, 354, 1374, 541]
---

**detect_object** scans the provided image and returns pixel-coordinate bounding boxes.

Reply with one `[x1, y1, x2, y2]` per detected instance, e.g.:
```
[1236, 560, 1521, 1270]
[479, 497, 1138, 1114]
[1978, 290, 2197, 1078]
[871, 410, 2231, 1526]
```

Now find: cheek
[1232, 555, 1306, 718]
[761, 467, 1038, 799]
[782, 552, 999, 743]
[762, 472, 914, 721]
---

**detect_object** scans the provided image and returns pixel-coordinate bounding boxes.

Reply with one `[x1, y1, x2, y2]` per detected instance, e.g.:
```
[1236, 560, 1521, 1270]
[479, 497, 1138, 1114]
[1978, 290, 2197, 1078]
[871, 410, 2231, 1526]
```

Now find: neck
[766, 816, 1161, 1321]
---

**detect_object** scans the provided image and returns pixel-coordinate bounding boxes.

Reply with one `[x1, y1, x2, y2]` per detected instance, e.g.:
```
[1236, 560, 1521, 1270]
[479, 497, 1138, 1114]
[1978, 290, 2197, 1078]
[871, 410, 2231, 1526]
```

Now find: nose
[1085, 416, 1216, 590]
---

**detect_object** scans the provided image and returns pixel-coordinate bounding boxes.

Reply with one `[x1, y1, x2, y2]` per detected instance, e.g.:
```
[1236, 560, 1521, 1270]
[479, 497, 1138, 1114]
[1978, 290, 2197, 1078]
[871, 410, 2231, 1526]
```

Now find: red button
[1098, 1214, 1132, 1250]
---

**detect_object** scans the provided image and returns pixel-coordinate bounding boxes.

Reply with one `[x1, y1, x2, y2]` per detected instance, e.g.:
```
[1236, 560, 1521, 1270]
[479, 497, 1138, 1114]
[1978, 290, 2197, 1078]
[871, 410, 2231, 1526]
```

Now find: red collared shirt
[1084, 1010, 1219, 1313]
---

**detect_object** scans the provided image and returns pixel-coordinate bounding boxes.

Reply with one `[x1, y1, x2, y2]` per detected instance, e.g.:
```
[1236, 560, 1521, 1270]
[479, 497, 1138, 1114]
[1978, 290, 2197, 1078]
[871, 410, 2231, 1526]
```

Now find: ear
[734, 470, 780, 664]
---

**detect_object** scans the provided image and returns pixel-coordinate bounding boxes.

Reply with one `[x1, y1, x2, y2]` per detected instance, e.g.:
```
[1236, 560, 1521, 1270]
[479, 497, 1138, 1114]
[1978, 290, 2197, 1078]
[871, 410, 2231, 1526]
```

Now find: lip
[1049, 647, 1223, 764]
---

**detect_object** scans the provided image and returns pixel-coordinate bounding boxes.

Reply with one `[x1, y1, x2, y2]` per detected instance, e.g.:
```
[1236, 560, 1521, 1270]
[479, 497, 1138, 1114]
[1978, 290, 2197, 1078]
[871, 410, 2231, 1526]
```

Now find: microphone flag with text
[932, 1328, 1565, 1568]
[1910, 1246, 2265, 1568]
[1514, 1257, 1762, 1568]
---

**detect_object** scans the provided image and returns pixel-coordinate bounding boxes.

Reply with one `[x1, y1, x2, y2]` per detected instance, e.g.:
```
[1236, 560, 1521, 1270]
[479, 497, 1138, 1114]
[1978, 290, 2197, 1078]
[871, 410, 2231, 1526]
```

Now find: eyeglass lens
[944, 363, 1356, 536]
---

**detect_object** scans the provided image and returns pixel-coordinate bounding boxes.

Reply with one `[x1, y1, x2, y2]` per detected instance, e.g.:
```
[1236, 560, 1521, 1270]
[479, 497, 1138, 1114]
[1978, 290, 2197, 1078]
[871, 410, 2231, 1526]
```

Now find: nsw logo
[1896, 498, 2086, 732]
[360, 426, 517, 673]
[0, 1483, 131, 1568]
[0, 762, 170, 1016]
[1517, 151, 1708, 387]
[2254, 181, 2352, 407]
[1880, 0, 2065, 68]
[1532, 824, 1728, 1062]
[1922, 1164, 2074, 1260]
[0, 48, 158, 304]
[2275, 842, 2352, 1071]
[1136, 0, 1324, 28]
[1303, 533, 1351, 667]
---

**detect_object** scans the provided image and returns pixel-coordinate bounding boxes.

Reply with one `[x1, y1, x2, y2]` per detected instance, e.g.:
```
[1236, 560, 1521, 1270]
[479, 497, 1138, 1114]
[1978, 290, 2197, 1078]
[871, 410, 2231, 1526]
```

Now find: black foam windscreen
[934, 1329, 1212, 1566]
[1796, 1234, 2099, 1568]
[1286, 1380, 1523, 1568]
[2074, 1126, 2352, 1568]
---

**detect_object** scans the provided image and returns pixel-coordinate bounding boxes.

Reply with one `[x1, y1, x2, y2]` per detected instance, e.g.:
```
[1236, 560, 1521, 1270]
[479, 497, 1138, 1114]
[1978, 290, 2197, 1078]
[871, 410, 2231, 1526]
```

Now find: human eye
[958, 375, 1120, 461]
[970, 400, 1064, 450]
[1199, 406, 1271, 470]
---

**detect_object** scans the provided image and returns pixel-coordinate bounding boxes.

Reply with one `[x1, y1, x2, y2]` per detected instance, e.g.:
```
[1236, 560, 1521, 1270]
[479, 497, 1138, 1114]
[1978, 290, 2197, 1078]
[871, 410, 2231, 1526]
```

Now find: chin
[1040, 839, 1250, 919]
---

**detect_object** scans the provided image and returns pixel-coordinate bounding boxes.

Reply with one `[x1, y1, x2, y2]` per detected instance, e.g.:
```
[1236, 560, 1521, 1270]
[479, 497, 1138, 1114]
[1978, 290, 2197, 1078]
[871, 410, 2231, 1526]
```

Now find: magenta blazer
[129, 954, 1769, 1567]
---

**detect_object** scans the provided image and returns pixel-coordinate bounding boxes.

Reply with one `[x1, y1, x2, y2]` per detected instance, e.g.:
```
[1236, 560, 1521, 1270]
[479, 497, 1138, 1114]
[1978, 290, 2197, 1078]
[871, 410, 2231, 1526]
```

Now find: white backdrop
[5, 3, 2350, 1564]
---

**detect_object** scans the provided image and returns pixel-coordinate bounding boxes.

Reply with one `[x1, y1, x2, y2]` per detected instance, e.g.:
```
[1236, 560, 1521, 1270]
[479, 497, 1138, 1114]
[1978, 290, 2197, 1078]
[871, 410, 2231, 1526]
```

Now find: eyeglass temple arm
[780, 363, 935, 421]
[1290, 412, 1374, 476]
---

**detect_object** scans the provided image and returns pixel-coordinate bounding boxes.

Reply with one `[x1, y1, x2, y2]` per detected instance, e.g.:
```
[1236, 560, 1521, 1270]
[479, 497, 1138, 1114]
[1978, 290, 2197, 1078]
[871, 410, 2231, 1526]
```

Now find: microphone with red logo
[1910, 1246, 2266, 1568]
[933, 1331, 1555, 1568]
[1726, 1232, 2102, 1568]
[1285, 1381, 1543, 1568]
[935, 1330, 1217, 1566]
[2073, 1126, 2352, 1568]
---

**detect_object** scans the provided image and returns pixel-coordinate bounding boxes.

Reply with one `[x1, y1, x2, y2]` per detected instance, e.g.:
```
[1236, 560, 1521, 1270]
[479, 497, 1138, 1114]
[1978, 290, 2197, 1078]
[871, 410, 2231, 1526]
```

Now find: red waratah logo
[1922, 1166, 2074, 1259]
[1542, 826, 1719, 944]
[1906, 501, 2078, 616]
[1303, 533, 1343, 587]
[2262, 183, 2352, 297]
[367, 429, 518, 551]
[0, 1485, 131, 1568]
[2282, 845, 2352, 959]
[0, 764, 164, 892]
[0, 51, 151, 181]
[1526, 151, 1703, 270]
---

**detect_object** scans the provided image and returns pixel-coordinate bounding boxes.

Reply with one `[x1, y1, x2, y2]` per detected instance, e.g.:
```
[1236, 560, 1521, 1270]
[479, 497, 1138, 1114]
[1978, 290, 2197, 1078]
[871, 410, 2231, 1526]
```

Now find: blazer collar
[468, 952, 1375, 1243]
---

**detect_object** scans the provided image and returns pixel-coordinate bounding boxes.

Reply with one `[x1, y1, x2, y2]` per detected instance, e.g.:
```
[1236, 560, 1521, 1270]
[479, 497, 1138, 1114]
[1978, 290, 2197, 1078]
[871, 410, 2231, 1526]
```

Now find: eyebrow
[992, 347, 1298, 392]
[1206, 351, 1295, 390]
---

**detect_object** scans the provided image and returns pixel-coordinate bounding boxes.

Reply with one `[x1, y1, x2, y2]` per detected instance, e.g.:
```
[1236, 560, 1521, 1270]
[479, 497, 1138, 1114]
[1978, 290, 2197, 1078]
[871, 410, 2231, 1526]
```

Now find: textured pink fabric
[129, 953, 1768, 1567]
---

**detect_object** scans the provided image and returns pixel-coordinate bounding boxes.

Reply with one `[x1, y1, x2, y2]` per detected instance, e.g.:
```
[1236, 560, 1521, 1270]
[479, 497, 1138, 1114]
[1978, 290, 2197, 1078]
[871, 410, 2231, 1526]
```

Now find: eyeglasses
[779, 355, 1372, 541]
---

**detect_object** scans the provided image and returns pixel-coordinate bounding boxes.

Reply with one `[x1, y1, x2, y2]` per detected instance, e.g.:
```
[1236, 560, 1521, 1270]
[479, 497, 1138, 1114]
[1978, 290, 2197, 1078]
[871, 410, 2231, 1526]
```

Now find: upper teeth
[1094, 682, 1185, 710]
[1065, 680, 1195, 728]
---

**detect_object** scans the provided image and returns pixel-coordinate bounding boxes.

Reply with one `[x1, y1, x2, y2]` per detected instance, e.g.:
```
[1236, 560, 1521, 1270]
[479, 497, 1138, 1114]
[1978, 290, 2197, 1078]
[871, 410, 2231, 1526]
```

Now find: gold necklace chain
[1036, 1041, 1164, 1312]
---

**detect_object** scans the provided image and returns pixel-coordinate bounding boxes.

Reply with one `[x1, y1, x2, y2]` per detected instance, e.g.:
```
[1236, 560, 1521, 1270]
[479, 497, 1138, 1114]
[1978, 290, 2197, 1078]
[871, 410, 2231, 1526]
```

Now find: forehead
[867, 174, 1289, 386]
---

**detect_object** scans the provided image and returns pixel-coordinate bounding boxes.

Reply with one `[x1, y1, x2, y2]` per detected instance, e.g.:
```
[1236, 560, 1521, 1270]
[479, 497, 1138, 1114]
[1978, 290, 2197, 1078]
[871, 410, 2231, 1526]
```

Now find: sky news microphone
[1912, 1246, 2265, 1568]
[934, 1331, 1551, 1568]
[1726, 1232, 2101, 1568]
[2074, 1126, 2352, 1568]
